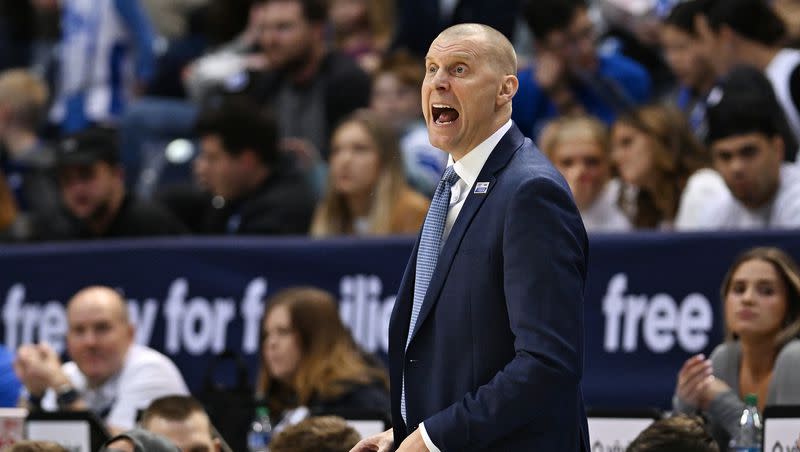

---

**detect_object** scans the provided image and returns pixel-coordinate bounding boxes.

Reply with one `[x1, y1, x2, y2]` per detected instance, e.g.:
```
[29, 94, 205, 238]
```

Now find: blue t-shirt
[512, 52, 651, 140]
[0, 345, 21, 407]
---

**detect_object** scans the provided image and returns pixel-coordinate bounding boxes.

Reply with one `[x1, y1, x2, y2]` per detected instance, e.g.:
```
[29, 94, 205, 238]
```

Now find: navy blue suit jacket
[388, 123, 590, 451]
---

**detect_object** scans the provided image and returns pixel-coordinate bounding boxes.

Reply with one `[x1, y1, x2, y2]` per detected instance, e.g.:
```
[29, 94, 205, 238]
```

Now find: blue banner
[2, 231, 799, 410]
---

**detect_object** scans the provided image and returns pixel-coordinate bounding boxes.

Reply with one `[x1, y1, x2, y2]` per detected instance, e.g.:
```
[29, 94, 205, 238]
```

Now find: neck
[739, 336, 778, 379]
[239, 166, 270, 200]
[742, 42, 781, 71]
[345, 191, 372, 218]
[3, 128, 38, 158]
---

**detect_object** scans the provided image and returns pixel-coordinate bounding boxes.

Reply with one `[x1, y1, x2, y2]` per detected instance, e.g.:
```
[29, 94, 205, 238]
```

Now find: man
[691, 67, 800, 229]
[195, 98, 315, 234]
[513, 0, 651, 139]
[228, 0, 371, 161]
[697, 0, 800, 145]
[33, 127, 187, 240]
[141, 395, 221, 452]
[660, 1, 718, 139]
[627, 415, 719, 452]
[270, 416, 360, 452]
[13, 286, 189, 434]
[353, 24, 589, 452]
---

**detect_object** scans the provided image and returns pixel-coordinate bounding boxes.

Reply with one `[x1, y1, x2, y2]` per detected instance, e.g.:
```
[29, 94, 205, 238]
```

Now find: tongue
[438, 109, 458, 123]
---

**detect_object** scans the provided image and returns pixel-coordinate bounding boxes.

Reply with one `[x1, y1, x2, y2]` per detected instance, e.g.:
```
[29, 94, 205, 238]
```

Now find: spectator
[100, 429, 180, 452]
[49, 0, 157, 133]
[693, 67, 800, 229]
[673, 247, 800, 447]
[627, 415, 719, 452]
[310, 110, 429, 236]
[660, 1, 718, 140]
[13, 286, 189, 434]
[0, 69, 60, 219]
[609, 104, 726, 229]
[270, 416, 360, 452]
[34, 127, 187, 240]
[121, 0, 371, 192]
[257, 287, 390, 428]
[699, 0, 800, 146]
[0, 171, 17, 238]
[228, 0, 371, 161]
[141, 395, 221, 452]
[513, 0, 651, 139]
[0, 344, 22, 407]
[539, 115, 630, 232]
[370, 51, 447, 196]
[328, 0, 394, 74]
[195, 98, 315, 235]
[1, 441, 68, 452]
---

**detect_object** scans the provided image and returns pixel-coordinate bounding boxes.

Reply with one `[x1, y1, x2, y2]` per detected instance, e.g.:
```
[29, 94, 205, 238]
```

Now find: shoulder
[776, 339, 800, 367]
[122, 345, 180, 374]
[599, 53, 649, 80]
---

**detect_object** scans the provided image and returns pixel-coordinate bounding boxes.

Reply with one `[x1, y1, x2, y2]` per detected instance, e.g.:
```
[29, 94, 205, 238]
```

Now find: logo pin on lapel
[474, 182, 490, 194]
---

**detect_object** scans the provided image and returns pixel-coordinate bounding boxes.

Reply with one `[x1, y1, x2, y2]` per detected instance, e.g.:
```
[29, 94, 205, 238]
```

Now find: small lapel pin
[474, 182, 490, 194]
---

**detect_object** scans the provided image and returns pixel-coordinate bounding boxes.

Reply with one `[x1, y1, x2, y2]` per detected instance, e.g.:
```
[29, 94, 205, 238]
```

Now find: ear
[497, 74, 519, 108]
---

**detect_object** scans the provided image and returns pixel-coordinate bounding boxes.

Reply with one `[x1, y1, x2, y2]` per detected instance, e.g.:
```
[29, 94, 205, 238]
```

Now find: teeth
[432, 104, 453, 109]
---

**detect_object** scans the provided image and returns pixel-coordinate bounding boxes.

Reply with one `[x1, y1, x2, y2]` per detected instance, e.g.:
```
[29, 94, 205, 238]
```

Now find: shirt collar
[447, 119, 513, 188]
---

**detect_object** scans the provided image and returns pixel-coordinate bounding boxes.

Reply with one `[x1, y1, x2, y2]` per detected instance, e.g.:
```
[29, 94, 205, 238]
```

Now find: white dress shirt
[418, 119, 512, 452]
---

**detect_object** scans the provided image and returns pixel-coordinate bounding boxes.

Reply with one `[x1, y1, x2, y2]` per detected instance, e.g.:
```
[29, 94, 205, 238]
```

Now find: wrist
[55, 383, 80, 409]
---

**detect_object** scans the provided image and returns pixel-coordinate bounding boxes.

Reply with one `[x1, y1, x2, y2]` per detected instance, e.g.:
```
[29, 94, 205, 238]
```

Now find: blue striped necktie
[401, 165, 460, 423]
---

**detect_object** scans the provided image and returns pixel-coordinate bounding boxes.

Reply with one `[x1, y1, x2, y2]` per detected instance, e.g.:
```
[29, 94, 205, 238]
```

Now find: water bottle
[247, 406, 273, 452]
[729, 393, 762, 452]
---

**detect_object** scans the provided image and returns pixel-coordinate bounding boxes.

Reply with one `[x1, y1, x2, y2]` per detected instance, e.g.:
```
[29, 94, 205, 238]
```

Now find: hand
[396, 429, 428, 452]
[13, 343, 68, 396]
[349, 428, 394, 452]
[534, 50, 565, 93]
[675, 354, 713, 409]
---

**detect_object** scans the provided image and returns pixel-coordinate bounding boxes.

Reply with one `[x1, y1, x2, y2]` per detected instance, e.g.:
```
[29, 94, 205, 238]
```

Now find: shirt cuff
[419, 422, 441, 452]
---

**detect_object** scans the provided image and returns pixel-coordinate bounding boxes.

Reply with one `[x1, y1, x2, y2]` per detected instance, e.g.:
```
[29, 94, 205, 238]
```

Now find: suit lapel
[407, 124, 526, 344]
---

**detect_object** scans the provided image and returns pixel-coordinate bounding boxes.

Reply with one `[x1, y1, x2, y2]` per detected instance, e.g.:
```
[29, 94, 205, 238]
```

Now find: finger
[680, 362, 712, 393]
[683, 372, 714, 402]
[678, 356, 710, 384]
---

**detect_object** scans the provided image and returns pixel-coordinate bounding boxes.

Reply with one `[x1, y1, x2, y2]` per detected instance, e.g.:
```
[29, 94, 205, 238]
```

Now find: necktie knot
[441, 166, 460, 189]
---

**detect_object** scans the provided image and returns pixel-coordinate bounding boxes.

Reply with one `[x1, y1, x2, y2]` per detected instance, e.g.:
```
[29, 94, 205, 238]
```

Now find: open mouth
[432, 104, 459, 125]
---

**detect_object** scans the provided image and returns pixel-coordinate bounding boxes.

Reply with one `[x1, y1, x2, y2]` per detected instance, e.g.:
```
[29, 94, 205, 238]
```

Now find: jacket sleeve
[423, 176, 588, 450]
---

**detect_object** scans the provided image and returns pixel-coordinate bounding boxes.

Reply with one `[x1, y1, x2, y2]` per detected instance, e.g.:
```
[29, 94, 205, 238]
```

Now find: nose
[431, 68, 449, 90]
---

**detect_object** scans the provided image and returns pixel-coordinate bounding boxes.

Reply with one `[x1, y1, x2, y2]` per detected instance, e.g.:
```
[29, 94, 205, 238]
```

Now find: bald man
[352, 24, 589, 451]
[14, 286, 189, 435]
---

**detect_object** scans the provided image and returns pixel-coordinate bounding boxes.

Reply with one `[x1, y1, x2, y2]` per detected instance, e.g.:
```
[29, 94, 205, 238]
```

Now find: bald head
[436, 24, 517, 76]
[67, 286, 129, 324]
[66, 286, 134, 387]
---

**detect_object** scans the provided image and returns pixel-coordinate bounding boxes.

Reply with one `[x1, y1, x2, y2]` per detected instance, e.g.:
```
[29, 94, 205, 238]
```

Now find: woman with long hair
[256, 287, 390, 425]
[311, 110, 429, 236]
[673, 247, 800, 447]
[539, 114, 630, 232]
[610, 104, 726, 229]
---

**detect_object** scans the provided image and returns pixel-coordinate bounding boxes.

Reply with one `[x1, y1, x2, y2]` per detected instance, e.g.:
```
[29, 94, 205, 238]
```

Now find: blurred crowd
[1, 0, 800, 243]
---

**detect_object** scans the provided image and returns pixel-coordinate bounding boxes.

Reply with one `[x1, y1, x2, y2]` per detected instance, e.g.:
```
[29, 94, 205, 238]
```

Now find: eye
[453, 64, 467, 75]
[756, 283, 776, 296]
[427, 64, 438, 74]
[730, 282, 746, 294]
